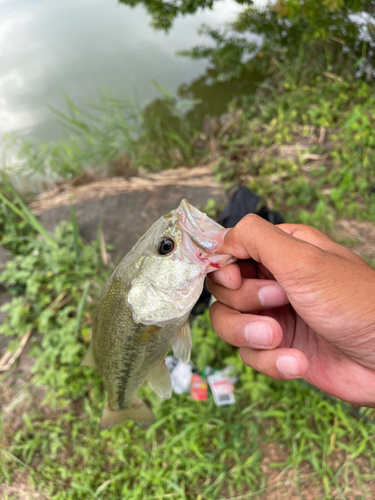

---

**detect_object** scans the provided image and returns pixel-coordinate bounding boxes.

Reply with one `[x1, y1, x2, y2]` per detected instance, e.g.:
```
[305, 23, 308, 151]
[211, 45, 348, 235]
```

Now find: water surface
[1, 0, 248, 143]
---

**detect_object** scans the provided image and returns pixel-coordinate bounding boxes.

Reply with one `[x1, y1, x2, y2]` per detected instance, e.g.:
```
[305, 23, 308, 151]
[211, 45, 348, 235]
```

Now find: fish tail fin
[99, 399, 155, 430]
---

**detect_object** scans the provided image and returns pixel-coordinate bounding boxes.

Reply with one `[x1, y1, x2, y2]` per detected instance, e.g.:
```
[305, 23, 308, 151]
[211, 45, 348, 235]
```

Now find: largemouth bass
[81, 199, 235, 430]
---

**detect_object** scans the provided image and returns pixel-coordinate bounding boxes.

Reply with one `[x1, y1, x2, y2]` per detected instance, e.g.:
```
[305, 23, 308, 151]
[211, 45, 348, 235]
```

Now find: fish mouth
[177, 199, 222, 253]
[176, 199, 235, 271]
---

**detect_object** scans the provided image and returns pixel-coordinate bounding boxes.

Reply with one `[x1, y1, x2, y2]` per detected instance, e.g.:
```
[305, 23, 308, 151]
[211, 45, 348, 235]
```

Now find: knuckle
[300, 245, 328, 268]
[282, 223, 323, 238]
[239, 213, 262, 229]
[222, 289, 242, 309]
[240, 348, 284, 380]
[254, 356, 270, 375]
[305, 225, 324, 237]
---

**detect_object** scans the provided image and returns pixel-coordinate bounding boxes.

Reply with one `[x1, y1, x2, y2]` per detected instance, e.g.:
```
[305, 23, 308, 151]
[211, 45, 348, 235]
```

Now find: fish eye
[157, 238, 175, 256]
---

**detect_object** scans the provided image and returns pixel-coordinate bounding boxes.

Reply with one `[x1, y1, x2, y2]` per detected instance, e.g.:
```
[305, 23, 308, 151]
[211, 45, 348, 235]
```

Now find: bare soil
[33, 166, 227, 257]
[0, 481, 49, 500]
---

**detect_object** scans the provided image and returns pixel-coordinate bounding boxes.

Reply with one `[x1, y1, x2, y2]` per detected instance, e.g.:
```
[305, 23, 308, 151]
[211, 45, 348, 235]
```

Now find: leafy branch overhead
[119, 0, 375, 42]
[119, 0, 251, 30]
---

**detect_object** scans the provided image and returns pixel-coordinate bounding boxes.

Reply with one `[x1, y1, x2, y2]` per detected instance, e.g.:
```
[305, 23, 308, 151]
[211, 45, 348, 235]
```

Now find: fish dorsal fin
[172, 322, 192, 364]
[100, 399, 155, 430]
[80, 344, 96, 367]
[147, 361, 172, 400]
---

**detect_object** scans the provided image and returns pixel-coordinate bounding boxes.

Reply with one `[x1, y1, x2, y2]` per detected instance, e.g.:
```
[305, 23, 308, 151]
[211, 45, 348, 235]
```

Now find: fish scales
[93, 277, 183, 411]
[81, 199, 235, 430]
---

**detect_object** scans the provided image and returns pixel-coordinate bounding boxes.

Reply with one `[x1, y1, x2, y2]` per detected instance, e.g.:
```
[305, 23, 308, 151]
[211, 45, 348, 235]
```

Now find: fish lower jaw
[194, 248, 219, 270]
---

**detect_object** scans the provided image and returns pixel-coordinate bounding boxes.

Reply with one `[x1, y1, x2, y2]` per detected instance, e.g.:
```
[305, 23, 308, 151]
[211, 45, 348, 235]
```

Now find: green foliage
[3, 85, 198, 182]
[3, 90, 140, 181]
[178, 24, 258, 82]
[177, 0, 375, 92]
[202, 197, 224, 219]
[210, 74, 375, 228]
[137, 81, 200, 170]
[3, 339, 375, 498]
[119, 0, 375, 61]
[0, 186, 57, 250]
[0, 200, 36, 256]
[119, 0, 252, 31]
[0, 193, 106, 401]
[0, 224, 102, 397]
[170, 0, 375, 130]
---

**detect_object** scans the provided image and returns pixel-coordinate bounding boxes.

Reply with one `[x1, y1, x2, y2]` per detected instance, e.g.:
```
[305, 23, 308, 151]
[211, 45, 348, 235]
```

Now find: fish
[81, 199, 235, 430]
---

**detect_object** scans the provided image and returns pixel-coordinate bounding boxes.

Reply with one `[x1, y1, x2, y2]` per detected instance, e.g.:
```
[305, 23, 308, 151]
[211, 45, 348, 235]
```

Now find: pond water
[1, 0, 258, 145]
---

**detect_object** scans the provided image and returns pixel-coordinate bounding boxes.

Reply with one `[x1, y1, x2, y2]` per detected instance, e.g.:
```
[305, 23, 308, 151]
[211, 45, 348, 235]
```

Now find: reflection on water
[0, 0, 250, 143]
[178, 64, 264, 129]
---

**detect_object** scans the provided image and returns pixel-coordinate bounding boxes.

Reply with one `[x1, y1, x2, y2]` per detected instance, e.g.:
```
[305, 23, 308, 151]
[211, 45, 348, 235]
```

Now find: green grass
[1, 190, 375, 498]
[2, 362, 375, 498]
[211, 73, 375, 230]
[1, 84, 199, 183]
[2, 81, 375, 495]
[2, 37, 375, 499]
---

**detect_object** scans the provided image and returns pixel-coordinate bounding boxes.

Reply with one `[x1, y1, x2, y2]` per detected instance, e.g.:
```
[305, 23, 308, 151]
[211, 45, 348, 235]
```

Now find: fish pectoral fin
[147, 361, 172, 400]
[100, 400, 155, 430]
[80, 344, 96, 368]
[172, 322, 192, 364]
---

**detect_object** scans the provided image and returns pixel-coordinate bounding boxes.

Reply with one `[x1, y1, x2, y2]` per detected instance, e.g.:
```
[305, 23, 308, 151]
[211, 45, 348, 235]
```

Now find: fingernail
[245, 321, 273, 347]
[259, 285, 287, 307]
[213, 229, 229, 248]
[277, 355, 301, 377]
[211, 271, 236, 290]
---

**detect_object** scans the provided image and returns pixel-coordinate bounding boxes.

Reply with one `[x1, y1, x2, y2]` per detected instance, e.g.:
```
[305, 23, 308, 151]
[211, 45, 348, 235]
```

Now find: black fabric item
[217, 186, 262, 228]
[256, 205, 284, 225]
[191, 186, 284, 316]
[217, 185, 284, 228]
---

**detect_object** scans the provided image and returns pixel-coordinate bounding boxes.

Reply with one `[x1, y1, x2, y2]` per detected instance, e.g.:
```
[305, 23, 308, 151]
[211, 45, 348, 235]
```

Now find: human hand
[207, 215, 375, 406]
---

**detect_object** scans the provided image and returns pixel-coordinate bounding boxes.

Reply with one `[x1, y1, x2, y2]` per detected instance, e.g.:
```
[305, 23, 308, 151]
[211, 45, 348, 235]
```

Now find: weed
[2, 84, 199, 183]
[209, 75, 375, 230]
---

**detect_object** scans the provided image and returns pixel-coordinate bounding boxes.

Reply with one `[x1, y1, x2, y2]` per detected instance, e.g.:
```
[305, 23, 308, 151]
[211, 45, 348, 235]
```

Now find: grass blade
[75, 282, 91, 337]
[151, 79, 173, 101]
[0, 189, 57, 248]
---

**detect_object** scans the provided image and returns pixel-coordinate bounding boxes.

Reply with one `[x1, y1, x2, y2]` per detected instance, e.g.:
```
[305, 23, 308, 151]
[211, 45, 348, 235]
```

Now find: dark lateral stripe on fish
[117, 349, 134, 409]
[116, 324, 154, 408]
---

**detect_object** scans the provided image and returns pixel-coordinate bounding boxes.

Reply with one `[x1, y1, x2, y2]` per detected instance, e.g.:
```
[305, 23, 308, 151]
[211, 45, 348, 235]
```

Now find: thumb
[216, 214, 325, 282]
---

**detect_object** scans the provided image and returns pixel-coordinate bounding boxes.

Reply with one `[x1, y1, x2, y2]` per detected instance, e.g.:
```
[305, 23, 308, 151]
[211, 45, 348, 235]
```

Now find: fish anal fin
[147, 361, 172, 400]
[80, 344, 96, 367]
[99, 399, 155, 430]
[172, 322, 192, 364]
